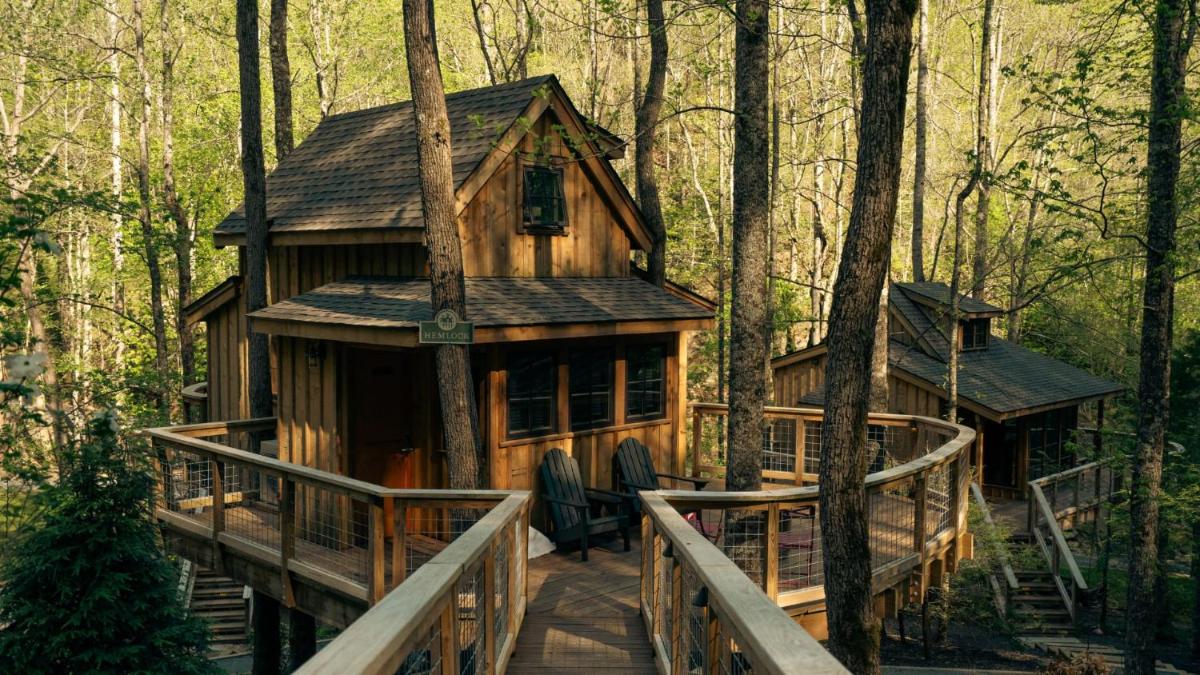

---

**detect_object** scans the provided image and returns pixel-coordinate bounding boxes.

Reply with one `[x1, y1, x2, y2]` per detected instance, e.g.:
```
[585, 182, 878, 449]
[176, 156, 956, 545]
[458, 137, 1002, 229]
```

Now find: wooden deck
[507, 536, 656, 673]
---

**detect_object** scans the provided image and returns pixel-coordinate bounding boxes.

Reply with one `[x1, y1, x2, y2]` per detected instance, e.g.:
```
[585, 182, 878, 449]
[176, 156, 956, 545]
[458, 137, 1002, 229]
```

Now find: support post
[765, 503, 779, 600]
[485, 540, 497, 674]
[392, 499, 407, 589]
[691, 409, 703, 477]
[913, 474, 929, 595]
[280, 476, 296, 607]
[671, 559, 683, 675]
[793, 420, 805, 485]
[212, 458, 225, 569]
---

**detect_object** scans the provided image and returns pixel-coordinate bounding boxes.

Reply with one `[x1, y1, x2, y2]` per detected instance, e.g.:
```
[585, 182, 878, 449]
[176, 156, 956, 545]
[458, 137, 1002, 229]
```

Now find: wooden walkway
[507, 536, 656, 673]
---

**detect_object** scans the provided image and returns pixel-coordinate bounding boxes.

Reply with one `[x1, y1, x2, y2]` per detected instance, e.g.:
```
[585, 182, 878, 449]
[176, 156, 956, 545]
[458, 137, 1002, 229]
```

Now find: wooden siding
[458, 113, 631, 278]
[268, 244, 427, 304]
[277, 337, 343, 475]
[204, 293, 248, 423]
[772, 354, 826, 406]
[888, 376, 942, 417]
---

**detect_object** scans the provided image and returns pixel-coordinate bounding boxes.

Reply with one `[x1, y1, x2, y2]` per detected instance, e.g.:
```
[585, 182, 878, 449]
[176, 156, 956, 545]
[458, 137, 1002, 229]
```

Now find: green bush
[0, 412, 216, 674]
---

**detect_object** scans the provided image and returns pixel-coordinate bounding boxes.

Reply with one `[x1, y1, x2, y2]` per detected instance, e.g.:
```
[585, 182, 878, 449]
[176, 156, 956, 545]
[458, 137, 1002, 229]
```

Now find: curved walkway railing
[147, 419, 530, 674]
[672, 404, 975, 610]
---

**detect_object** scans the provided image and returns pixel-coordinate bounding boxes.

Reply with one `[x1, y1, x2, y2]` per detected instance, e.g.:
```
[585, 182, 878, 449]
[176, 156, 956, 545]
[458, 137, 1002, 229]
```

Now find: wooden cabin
[772, 282, 1122, 499]
[184, 75, 714, 518]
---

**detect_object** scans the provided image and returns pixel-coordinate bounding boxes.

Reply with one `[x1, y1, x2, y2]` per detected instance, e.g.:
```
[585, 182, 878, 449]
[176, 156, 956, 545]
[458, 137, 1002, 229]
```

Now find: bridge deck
[507, 537, 655, 673]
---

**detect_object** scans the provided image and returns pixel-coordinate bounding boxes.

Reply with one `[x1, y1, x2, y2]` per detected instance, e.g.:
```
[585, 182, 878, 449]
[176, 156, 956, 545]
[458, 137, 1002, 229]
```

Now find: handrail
[181, 381, 208, 403]
[640, 491, 848, 674]
[969, 481, 1019, 618]
[673, 403, 974, 614]
[297, 493, 530, 675]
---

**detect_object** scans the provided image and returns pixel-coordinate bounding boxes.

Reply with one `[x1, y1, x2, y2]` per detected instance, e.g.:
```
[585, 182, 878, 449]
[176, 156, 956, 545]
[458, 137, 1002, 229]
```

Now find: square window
[569, 347, 613, 430]
[522, 165, 567, 232]
[507, 352, 556, 439]
[961, 318, 990, 351]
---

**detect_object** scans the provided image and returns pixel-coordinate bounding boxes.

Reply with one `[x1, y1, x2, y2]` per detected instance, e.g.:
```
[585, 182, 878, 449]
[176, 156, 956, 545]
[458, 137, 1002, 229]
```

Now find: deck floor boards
[507, 536, 657, 673]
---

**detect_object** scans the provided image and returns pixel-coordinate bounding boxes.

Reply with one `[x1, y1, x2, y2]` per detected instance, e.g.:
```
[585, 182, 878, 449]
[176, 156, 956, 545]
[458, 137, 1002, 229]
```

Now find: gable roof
[896, 281, 1004, 317]
[248, 276, 714, 347]
[183, 275, 241, 326]
[214, 75, 652, 250]
[776, 282, 1124, 419]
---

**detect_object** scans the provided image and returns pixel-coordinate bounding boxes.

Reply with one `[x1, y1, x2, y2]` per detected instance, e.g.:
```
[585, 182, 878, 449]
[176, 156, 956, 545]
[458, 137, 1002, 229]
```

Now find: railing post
[765, 503, 779, 601]
[441, 596, 457, 675]
[691, 409, 703, 477]
[211, 457, 225, 562]
[484, 539, 497, 675]
[392, 498, 407, 589]
[706, 604, 719, 675]
[913, 474, 928, 594]
[670, 558, 683, 675]
[793, 421, 805, 485]
[367, 498, 385, 605]
[280, 476, 296, 607]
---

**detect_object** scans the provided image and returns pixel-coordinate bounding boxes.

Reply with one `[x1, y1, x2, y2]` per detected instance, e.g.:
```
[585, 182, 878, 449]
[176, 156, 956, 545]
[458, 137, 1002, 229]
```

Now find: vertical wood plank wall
[267, 244, 428, 304]
[771, 354, 827, 406]
[204, 295, 249, 423]
[277, 337, 343, 476]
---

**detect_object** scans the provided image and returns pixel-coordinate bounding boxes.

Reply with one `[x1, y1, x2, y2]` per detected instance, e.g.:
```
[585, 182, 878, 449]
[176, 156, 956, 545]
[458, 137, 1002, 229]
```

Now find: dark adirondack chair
[614, 437, 711, 503]
[539, 448, 631, 561]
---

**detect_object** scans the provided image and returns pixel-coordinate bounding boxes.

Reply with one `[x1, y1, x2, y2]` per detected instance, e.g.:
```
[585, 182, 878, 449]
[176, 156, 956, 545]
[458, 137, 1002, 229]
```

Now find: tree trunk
[870, 284, 889, 412]
[160, 0, 195, 409]
[237, 0, 280, 667]
[818, 0, 915, 670]
[270, 0, 294, 160]
[1127, 4, 1191, 671]
[970, 0, 996, 300]
[106, 0, 125, 351]
[726, 0, 770, 493]
[636, 0, 668, 287]
[403, 0, 483, 491]
[911, 0, 929, 282]
[133, 0, 169, 415]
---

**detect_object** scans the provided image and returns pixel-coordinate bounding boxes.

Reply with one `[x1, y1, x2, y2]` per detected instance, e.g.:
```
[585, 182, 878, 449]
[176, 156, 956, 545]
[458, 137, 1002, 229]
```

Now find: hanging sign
[419, 308, 475, 345]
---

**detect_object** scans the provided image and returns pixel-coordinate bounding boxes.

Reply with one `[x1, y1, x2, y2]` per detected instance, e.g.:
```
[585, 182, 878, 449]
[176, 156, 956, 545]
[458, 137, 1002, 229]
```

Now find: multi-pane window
[507, 352, 556, 439]
[522, 165, 567, 231]
[961, 318, 990, 350]
[569, 348, 613, 430]
[626, 344, 666, 421]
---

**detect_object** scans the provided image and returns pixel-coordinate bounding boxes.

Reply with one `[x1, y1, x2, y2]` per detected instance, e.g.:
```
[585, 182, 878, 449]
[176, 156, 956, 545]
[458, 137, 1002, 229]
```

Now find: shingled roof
[216, 76, 558, 237]
[785, 282, 1123, 418]
[249, 277, 713, 343]
[898, 281, 1004, 316]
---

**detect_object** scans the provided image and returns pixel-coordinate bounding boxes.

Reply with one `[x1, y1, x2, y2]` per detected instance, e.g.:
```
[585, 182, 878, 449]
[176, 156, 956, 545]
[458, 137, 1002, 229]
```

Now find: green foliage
[0, 412, 216, 674]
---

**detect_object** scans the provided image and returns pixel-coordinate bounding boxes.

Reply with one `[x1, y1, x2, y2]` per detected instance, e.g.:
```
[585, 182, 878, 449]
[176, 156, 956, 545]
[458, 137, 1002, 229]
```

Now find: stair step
[197, 608, 245, 620]
[1012, 594, 1065, 603]
[210, 623, 247, 635]
[192, 599, 246, 610]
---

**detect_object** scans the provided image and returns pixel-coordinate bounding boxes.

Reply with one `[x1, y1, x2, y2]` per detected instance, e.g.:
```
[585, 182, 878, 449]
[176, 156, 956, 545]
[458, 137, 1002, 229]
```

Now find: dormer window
[961, 318, 990, 351]
[522, 165, 567, 233]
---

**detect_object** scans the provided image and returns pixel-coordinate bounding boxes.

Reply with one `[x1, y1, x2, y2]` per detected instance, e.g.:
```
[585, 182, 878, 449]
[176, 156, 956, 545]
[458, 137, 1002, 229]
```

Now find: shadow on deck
[509, 537, 654, 673]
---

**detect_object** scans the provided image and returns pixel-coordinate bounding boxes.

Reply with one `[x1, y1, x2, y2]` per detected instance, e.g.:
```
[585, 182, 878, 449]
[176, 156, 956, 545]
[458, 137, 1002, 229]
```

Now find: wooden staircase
[1018, 636, 1195, 674]
[1009, 569, 1074, 635]
[190, 567, 248, 650]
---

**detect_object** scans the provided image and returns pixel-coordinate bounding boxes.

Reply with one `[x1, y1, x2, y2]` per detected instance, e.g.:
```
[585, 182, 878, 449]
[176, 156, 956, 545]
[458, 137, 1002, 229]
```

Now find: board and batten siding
[267, 243, 427, 304]
[204, 293, 249, 423]
[276, 337, 343, 476]
[772, 353, 827, 407]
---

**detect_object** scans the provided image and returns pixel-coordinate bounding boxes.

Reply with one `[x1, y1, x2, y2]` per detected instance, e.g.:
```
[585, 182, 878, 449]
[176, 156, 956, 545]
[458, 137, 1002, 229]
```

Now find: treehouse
[183, 75, 714, 515]
[771, 282, 1123, 499]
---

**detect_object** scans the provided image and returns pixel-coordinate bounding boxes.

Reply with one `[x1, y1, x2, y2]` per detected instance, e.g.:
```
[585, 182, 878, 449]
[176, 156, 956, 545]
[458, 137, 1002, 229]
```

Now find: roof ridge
[319, 74, 557, 124]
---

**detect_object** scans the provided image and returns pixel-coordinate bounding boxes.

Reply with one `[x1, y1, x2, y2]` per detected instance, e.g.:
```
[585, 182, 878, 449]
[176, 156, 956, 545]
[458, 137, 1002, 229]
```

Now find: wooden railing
[1025, 459, 1117, 624]
[639, 491, 849, 674]
[679, 404, 974, 607]
[180, 381, 208, 422]
[969, 481, 1019, 618]
[145, 419, 530, 651]
[297, 493, 529, 675]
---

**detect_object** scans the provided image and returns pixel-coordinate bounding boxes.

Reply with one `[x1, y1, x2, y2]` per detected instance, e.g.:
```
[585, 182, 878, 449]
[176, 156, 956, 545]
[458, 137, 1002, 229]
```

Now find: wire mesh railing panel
[658, 538, 674, 663]
[869, 479, 917, 569]
[803, 421, 822, 476]
[293, 484, 369, 585]
[718, 509, 767, 587]
[681, 562, 706, 674]
[925, 464, 951, 541]
[456, 561, 486, 675]
[157, 447, 213, 517]
[777, 502, 823, 591]
[493, 533, 509, 650]
[396, 620, 444, 675]
[691, 412, 728, 474]
[716, 628, 752, 675]
[762, 418, 797, 475]
[405, 507, 483, 578]
[223, 464, 281, 553]
[867, 424, 904, 472]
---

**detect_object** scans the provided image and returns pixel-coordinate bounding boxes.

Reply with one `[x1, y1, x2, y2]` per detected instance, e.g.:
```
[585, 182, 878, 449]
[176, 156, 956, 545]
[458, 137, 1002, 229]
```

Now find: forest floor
[880, 622, 1049, 672]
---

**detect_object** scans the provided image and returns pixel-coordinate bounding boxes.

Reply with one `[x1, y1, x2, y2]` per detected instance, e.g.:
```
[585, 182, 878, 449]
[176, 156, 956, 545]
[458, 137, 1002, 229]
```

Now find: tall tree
[725, 0, 769, 493]
[235, 0, 281, 668]
[403, 0, 482, 491]
[270, 0, 294, 160]
[910, 0, 929, 282]
[970, 0, 997, 299]
[819, 0, 916, 672]
[133, 0, 169, 413]
[160, 0, 196, 406]
[635, 0, 668, 286]
[1126, 0, 1194, 670]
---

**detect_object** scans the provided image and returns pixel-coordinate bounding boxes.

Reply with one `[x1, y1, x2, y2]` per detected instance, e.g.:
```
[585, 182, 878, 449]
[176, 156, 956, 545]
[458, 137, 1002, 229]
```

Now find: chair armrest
[619, 478, 659, 494]
[542, 494, 590, 510]
[584, 488, 626, 504]
[658, 472, 712, 491]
